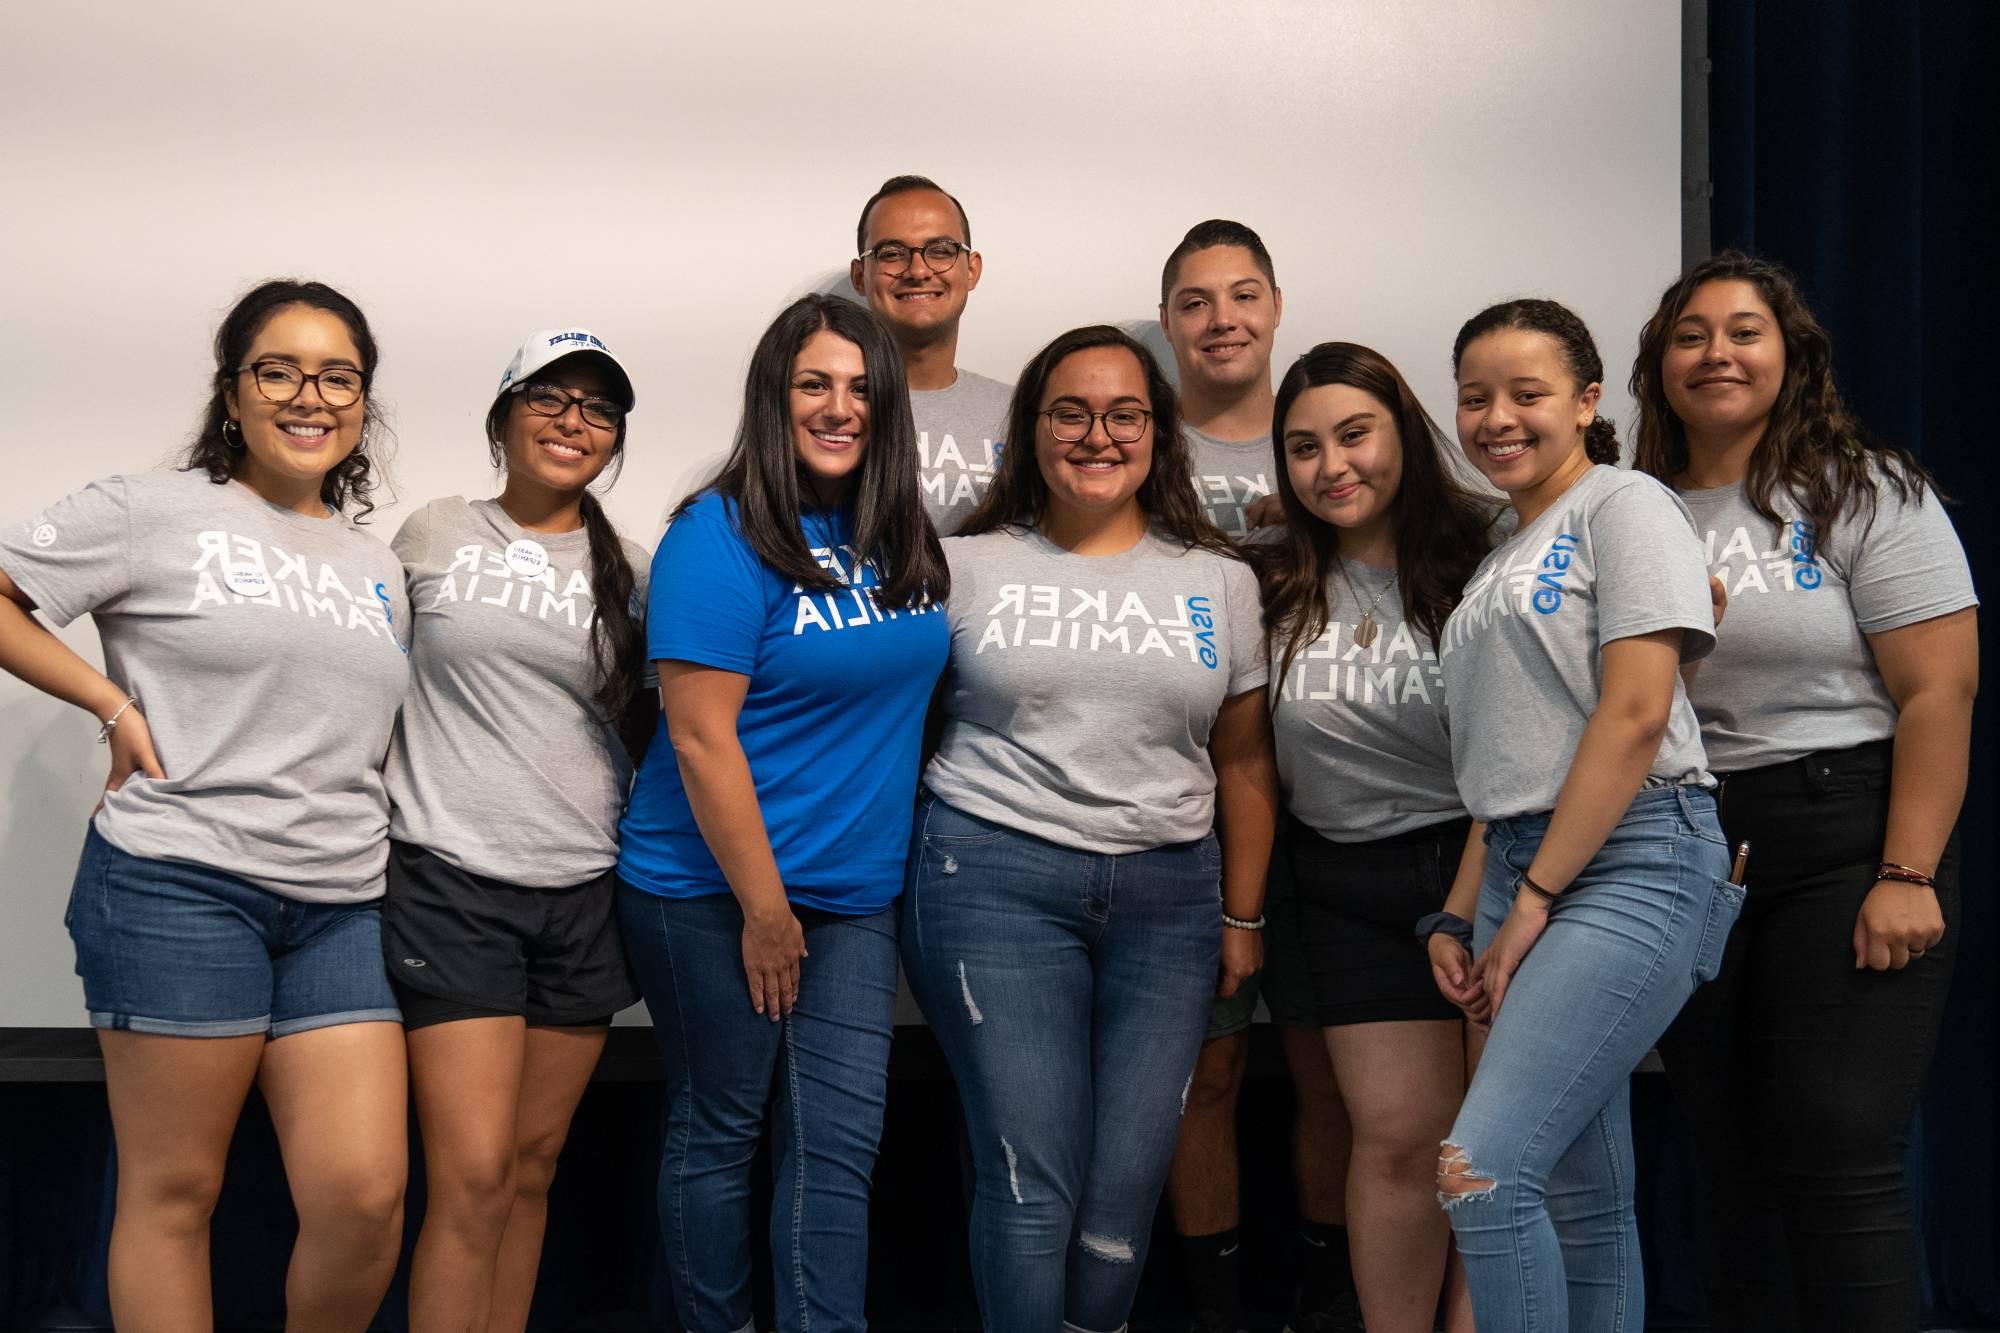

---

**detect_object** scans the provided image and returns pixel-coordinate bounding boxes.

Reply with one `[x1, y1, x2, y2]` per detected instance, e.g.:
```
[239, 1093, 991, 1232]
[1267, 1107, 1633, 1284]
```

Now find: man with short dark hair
[1160, 220, 1362, 1333]
[851, 175, 1012, 535]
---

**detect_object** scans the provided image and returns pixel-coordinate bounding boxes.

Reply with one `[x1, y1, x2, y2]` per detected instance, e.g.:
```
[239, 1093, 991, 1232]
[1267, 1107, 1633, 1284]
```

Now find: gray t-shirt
[1438, 465, 1716, 823]
[384, 497, 651, 888]
[1679, 474, 1977, 771]
[925, 526, 1268, 852]
[914, 369, 1013, 536]
[0, 470, 410, 903]
[1184, 424, 1276, 540]
[1273, 560, 1465, 841]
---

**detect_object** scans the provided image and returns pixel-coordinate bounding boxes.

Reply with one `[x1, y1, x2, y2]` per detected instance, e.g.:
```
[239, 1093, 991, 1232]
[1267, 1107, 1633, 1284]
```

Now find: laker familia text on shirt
[791, 543, 941, 635]
[1438, 532, 1581, 657]
[1279, 618, 1441, 705]
[1703, 518, 1823, 596]
[1192, 470, 1272, 538]
[974, 583, 1222, 668]
[426, 543, 601, 628]
[187, 529, 397, 641]
[921, 431, 1001, 511]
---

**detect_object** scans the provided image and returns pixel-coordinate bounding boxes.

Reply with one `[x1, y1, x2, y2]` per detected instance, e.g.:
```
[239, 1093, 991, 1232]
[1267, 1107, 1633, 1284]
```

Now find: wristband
[1222, 912, 1266, 931]
[1875, 863, 1935, 888]
[1415, 911, 1473, 950]
[1516, 871, 1559, 902]
[97, 697, 139, 744]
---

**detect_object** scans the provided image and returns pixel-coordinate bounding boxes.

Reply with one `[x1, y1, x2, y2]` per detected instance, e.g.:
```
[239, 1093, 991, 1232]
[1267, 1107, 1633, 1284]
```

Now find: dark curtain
[1707, 0, 2000, 1323]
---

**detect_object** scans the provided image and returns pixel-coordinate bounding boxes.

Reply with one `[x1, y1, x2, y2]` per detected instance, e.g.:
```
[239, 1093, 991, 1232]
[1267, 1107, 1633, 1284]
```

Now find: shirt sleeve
[1221, 552, 1269, 695]
[390, 500, 438, 573]
[1589, 477, 1717, 664]
[1842, 483, 1979, 634]
[0, 476, 134, 627]
[647, 499, 771, 675]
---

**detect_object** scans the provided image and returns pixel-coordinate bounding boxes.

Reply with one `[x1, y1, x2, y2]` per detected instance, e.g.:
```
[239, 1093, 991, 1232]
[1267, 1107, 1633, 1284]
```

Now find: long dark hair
[1630, 249, 1934, 546]
[1451, 298, 1619, 465]
[683, 293, 946, 609]
[959, 325, 1233, 554]
[484, 380, 641, 717]
[1256, 343, 1497, 689]
[185, 279, 389, 520]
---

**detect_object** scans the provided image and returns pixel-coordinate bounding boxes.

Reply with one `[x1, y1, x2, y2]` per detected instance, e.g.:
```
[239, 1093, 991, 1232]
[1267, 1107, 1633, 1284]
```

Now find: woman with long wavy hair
[1253, 341, 1495, 1333]
[1635, 252, 1979, 1333]
[903, 324, 1277, 1333]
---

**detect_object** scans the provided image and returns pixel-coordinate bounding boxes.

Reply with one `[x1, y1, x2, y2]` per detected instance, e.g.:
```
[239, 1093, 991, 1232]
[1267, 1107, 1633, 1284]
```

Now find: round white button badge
[505, 538, 549, 578]
[224, 565, 271, 597]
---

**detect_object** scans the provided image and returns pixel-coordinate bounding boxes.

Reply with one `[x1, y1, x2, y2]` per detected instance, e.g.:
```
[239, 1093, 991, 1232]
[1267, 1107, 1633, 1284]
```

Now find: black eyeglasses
[1042, 407, 1153, 444]
[859, 239, 972, 276]
[518, 383, 625, 431]
[237, 360, 365, 408]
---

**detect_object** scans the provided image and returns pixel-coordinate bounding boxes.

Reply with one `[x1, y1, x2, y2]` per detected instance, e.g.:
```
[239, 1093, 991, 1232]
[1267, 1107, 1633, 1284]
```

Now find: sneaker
[1283, 1287, 1365, 1333]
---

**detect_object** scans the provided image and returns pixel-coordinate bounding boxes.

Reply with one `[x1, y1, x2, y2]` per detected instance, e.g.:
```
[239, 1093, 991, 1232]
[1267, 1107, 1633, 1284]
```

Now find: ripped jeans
[900, 796, 1221, 1333]
[1439, 784, 1739, 1333]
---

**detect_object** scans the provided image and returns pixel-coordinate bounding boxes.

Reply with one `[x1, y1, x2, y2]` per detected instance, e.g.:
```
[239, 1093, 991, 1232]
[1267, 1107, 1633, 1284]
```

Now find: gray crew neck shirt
[1183, 424, 1276, 541]
[914, 369, 1013, 536]
[0, 470, 411, 903]
[1678, 473, 1977, 771]
[924, 526, 1268, 852]
[384, 497, 652, 888]
[1438, 465, 1716, 823]
[1273, 561, 1465, 842]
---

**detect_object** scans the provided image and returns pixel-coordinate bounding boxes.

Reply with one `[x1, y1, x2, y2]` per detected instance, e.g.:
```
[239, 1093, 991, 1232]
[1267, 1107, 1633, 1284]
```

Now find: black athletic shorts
[382, 840, 639, 1030]
[1288, 814, 1471, 1027]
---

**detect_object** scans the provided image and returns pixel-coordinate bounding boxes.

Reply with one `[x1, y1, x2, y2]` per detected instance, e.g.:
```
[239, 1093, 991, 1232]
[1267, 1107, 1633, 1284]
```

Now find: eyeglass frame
[513, 381, 627, 431]
[234, 359, 366, 407]
[856, 238, 975, 276]
[1039, 407, 1155, 444]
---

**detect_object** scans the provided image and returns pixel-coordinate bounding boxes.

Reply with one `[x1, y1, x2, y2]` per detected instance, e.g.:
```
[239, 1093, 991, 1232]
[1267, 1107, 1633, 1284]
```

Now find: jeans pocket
[1692, 876, 1746, 985]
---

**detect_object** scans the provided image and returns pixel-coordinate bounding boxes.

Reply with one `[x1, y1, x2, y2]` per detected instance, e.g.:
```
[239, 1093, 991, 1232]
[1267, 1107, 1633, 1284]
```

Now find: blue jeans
[900, 796, 1222, 1333]
[1441, 784, 1741, 1333]
[617, 883, 898, 1333]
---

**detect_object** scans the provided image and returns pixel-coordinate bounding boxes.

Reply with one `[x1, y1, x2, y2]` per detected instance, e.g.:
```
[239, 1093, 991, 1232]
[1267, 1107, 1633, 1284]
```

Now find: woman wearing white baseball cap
[382, 328, 650, 1331]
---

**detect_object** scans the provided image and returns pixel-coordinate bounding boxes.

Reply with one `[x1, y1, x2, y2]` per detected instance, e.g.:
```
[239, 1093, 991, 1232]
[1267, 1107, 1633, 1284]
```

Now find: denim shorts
[66, 826, 401, 1038]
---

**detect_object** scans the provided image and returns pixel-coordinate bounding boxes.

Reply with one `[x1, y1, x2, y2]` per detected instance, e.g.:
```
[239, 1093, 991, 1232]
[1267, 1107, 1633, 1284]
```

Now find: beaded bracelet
[1222, 912, 1267, 931]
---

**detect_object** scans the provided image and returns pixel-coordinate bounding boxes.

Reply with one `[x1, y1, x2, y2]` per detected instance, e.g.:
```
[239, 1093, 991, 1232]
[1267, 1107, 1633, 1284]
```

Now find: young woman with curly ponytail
[1636, 253, 1978, 1333]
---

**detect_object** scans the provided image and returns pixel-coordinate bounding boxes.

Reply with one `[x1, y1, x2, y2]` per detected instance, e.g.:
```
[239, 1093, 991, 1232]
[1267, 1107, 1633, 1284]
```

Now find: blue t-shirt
[617, 491, 949, 913]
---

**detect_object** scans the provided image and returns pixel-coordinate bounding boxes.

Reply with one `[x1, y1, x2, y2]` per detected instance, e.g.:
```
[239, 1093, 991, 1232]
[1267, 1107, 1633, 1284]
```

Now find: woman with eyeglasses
[903, 325, 1277, 1333]
[616, 293, 949, 1333]
[382, 329, 649, 1331]
[0, 280, 410, 1329]
[1634, 254, 1978, 1333]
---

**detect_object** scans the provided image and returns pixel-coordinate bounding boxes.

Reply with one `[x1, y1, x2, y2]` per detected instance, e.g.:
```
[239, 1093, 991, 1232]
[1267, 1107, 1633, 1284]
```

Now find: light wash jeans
[900, 795, 1222, 1333]
[1441, 784, 1741, 1333]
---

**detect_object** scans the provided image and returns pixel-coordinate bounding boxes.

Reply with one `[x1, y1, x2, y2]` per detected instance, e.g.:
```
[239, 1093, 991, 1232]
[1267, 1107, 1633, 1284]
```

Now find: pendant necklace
[1336, 560, 1398, 649]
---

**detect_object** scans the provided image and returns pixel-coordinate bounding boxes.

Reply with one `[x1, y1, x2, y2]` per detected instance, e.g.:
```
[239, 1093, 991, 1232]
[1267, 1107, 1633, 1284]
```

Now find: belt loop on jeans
[1673, 783, 1699, 826]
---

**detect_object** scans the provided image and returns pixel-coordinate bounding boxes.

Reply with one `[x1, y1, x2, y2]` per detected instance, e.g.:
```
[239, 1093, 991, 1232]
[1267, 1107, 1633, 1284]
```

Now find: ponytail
[1583, 415, 1620, 464]
[578, 490, 642, 720]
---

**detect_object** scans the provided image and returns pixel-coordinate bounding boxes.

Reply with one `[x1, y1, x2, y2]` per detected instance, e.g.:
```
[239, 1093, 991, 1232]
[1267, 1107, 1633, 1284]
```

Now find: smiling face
[789, 328, 870, 502]
[221, 303, 367, 503]
[1283, 383, 1404, 547]
[1454, 327, 1600, 502]
[1033, 345, 1156, 521]
[849, 188, 981, 346]
[500, 358, 622, 496]
[1161, 244, 1281, 398]
[1661, 278, 1785, 449]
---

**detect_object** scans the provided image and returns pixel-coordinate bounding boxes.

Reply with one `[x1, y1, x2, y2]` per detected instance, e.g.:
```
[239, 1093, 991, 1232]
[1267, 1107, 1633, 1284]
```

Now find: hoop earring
[221, 419, 245, 450]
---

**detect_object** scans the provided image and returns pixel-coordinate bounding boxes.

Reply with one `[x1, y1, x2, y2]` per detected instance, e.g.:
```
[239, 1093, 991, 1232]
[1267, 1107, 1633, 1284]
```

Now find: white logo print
[31, 523, 57, 548]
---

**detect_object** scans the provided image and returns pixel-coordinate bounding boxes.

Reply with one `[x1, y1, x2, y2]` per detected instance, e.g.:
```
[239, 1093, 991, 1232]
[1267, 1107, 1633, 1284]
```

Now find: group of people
[0, 174, 1977, 1333]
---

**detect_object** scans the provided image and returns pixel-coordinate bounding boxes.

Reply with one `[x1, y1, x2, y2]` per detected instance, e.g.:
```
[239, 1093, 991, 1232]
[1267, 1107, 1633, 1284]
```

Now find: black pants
[1658, 740, 1959, 1332]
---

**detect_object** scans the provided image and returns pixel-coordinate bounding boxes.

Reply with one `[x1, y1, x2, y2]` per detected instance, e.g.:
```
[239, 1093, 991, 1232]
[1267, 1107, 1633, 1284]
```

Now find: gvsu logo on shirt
[1788, 519, 1823, 589]
[1531, 533, 1580, 614]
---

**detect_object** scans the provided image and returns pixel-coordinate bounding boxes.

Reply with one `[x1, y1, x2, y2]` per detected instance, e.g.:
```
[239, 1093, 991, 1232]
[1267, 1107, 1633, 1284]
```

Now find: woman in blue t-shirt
[616, 293, 949, 1333]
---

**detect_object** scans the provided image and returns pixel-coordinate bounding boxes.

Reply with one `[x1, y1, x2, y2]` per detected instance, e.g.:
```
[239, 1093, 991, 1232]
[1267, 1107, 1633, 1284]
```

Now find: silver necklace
[1336, 560, 1398, 649]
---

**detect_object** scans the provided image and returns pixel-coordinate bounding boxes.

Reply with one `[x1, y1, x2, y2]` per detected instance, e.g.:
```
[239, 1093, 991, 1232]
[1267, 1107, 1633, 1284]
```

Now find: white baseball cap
[496, 328, 636, 410]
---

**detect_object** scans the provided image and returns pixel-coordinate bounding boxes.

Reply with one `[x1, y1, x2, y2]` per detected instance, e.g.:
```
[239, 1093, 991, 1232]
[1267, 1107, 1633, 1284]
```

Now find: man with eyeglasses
[1161, 221, 1363, 1333]
[850, 174, 1012, 536]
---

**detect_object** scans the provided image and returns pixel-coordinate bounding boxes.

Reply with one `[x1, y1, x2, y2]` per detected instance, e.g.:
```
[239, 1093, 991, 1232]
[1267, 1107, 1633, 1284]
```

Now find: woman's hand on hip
[741, 904, 807, 1021]
[96, 708, 164, 814]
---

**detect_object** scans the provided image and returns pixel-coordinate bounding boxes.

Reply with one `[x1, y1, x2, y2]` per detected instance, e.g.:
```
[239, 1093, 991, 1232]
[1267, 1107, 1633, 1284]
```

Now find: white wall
[0, 1, 1682, 1026]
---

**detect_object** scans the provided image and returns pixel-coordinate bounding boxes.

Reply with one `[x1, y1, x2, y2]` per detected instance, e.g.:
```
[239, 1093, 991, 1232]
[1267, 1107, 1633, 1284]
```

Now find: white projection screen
[0, 2, 1681, 1028]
